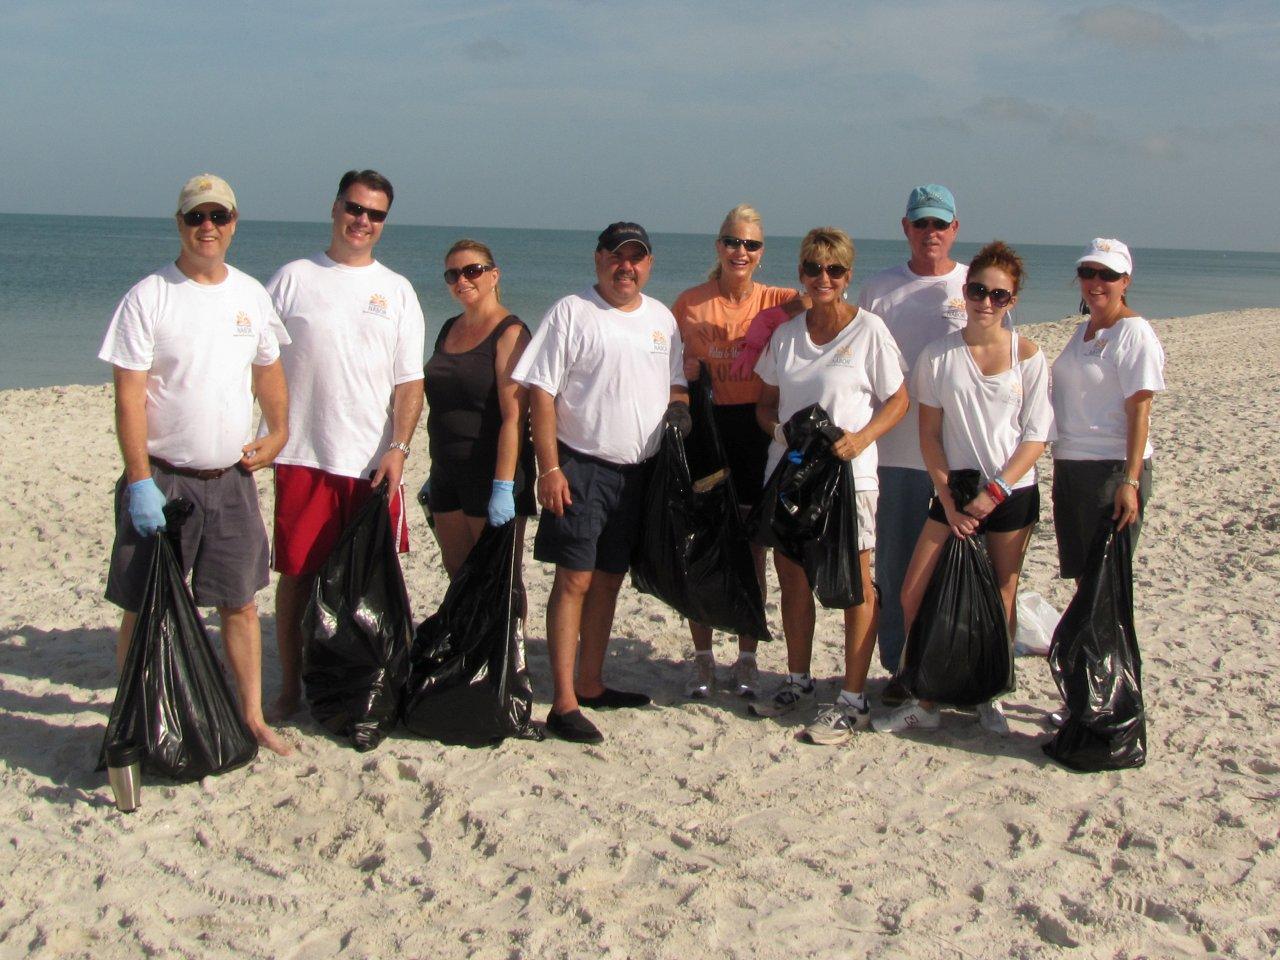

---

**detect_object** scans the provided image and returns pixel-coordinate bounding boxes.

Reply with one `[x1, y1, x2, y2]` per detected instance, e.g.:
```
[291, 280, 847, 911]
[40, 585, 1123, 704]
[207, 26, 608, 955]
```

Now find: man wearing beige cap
[98, 173, 293, 756]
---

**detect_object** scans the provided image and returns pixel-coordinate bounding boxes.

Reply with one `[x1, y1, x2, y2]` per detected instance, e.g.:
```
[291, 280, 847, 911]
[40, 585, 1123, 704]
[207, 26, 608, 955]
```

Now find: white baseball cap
[1076, 238, 1132, 275]
[176, 174, 237, 215]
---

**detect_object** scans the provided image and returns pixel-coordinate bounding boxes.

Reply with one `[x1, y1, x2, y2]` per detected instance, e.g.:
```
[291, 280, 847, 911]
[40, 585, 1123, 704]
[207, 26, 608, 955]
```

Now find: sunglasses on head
[964, 281, 1014, 308]
[910, 217, 951, 231]
[1076, 265, 1125, 282]
[181, 209, 234, 227]
[719, 235, 764, 252]
[801, 260, 848, 280]
[342, 200, 388, 223]
[443, 262, 495, 285]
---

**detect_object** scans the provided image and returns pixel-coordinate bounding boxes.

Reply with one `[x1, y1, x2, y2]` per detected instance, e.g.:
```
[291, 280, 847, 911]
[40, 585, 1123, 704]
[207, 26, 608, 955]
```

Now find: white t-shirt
[99, 262, 286, 470]
[1051, 316, 1165, 461]
[512, 287, 686, 465]
[754, 309, 906, 491]
[914, 331, 1055, 490]
[857, 262, 968, 470]
[267, 253, 426, 478]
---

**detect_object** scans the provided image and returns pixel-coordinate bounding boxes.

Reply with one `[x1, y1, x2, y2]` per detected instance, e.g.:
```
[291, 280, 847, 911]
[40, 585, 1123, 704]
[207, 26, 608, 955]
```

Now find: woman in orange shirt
[671, 204, 798, 700]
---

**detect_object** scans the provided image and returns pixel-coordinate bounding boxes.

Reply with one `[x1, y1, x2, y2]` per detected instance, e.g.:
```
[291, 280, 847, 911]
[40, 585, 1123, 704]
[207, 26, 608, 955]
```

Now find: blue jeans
[874, 466, 935, 672]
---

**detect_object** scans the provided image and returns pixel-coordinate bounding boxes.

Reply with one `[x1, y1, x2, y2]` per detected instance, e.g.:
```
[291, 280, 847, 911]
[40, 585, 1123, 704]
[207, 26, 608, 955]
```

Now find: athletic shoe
[801, 700, 872, 745]
[729, 656, 759, 699]
[576, 688, 651, 709]
[686, 657, 716, 700]
[880, 676, 910, 707]
[977, 700, 1010, 735]
[872, 701, 941, 734]
[747, 677, 816, 718]
[546, 709, 603, 744]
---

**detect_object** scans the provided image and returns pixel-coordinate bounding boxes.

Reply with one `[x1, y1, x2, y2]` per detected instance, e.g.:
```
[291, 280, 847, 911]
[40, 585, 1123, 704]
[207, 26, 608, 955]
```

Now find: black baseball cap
[596, 221, 652, 254]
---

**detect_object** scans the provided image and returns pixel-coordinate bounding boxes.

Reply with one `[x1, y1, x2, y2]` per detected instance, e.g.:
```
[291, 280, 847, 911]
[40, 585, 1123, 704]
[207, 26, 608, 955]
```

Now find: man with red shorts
[266, 169, 426, 719]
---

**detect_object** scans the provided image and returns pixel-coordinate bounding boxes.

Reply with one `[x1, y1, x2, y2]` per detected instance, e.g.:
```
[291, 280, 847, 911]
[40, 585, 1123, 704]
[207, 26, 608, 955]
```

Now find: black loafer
[576, 688, 651, 709]
[546, 709, 604, 744]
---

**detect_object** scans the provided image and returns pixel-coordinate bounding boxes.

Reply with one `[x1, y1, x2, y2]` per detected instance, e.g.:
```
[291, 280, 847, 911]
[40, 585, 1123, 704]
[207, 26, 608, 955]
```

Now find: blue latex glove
[488, 479, 516, 527]
[127, 477, 167, 536]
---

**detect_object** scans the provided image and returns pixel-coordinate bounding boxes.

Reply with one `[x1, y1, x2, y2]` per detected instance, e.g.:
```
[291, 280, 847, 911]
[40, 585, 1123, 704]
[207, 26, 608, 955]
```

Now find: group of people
[99, 171, 1165, 755]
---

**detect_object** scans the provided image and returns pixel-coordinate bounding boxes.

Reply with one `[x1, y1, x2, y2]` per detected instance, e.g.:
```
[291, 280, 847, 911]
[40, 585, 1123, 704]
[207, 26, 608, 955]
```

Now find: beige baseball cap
[176, 174, 237, 215]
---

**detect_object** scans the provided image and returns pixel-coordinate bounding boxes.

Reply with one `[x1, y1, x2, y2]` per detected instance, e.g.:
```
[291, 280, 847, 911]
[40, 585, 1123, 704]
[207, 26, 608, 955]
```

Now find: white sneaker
[685, 656, 716, 700]
[801, 701, 871, 745]
[873, 701, 941, 734]
[748, 677, 816, 718]
[977, 700, 1010, 735]
[729, 656, 760, 699]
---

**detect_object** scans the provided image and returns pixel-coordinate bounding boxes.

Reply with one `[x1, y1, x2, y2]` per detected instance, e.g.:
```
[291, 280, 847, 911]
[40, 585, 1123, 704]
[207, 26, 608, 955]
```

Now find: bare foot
[251, 722, 295, 757]
[265, 693, 301, 724]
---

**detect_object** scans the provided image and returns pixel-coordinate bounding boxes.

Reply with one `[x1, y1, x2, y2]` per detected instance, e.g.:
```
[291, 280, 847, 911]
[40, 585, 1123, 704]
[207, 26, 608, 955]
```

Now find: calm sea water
[1, 213, 1277, 389]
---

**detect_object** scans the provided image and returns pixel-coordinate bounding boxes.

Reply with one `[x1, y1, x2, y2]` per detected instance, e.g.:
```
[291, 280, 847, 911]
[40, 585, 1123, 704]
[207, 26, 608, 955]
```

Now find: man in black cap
[513, 222, 690, 743]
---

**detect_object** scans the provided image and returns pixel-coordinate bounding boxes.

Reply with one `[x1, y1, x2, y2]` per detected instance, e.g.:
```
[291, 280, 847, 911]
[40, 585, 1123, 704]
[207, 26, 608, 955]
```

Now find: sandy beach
[1, 309, 1278, 960]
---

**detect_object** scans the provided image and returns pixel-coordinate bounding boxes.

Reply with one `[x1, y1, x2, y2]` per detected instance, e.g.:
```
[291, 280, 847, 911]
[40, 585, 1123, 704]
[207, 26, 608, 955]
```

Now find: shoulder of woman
[1017, 335, 1041, 362]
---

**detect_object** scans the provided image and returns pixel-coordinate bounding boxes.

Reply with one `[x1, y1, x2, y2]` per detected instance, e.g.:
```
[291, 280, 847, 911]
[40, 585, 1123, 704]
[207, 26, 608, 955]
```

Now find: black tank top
[424, 315, 533, 479]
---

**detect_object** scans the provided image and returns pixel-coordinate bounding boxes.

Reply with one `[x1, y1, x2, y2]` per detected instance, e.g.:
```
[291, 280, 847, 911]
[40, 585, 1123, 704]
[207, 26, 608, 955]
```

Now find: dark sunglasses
[719, 235, 764, 252]
[910, 217, 951, 230]
[343, 200, 388, 223]
[801, 260, 849, 280]
[443, 263, 495, 285]
[964, 281, 1014, 308]
[181, 209, 234, 227]
[1076, 265, 1125, 282]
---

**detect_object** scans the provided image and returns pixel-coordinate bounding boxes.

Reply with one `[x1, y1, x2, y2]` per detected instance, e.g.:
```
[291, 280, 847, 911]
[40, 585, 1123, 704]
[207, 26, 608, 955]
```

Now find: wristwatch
[388, 441, 411, 457]
[1121, 477, 1140, 490]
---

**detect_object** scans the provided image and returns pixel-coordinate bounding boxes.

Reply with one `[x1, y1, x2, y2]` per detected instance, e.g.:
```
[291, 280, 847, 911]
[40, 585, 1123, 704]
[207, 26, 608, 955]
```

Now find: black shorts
[426, 457, 536, 519]
[532, 445, 647, 574]
[711, 403, 769, 508]
[1052, 458, 1151, 579]
[928, 483, 1040, 533]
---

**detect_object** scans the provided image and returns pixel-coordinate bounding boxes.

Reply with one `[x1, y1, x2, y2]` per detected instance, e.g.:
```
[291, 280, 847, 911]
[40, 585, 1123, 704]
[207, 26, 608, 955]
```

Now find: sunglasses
[963, 281, 1014, 308]
[181, 209, 234, 227]
[1076, 265, 1126, 282]
[801, 261, 848, 280]
[443, 262, 495, 285]
[719, 235, 764, 253]
[910, 218, 951, 231]
[342, 200, 388, 223]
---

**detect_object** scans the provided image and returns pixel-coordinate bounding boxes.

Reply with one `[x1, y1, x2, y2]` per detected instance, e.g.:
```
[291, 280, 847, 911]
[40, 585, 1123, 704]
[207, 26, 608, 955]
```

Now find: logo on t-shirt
[364, 293, 390, 318]
[1002, 378, 1024, 407]
[650, 330, 670, 355]
[944, 297, 966, 322]
[1085, 335, 1108, 357]
[831, 344, 856, 367]
[233, 311, 254, 337]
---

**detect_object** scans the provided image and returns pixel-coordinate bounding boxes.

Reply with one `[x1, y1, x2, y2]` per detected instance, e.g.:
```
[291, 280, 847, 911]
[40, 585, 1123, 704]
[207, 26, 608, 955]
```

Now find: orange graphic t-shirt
[672, 280, 797, 406]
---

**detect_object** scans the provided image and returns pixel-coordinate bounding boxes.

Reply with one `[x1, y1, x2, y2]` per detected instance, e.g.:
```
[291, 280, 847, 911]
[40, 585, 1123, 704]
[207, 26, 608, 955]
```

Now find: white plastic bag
[1014, 591, 1060, 657]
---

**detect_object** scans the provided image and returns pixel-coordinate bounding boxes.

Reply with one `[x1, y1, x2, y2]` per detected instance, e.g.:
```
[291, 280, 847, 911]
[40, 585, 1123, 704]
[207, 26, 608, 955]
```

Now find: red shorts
[273, 464, 410, 577]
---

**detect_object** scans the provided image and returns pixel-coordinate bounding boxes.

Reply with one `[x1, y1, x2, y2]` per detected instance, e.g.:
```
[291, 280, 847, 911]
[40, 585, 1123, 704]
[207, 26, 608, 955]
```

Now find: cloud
[1061, 3, 1196, 50]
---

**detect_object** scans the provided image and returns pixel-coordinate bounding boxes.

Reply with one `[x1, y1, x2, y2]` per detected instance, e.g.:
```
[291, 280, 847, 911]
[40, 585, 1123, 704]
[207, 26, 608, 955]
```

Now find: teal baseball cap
[905, 184, 956, 223]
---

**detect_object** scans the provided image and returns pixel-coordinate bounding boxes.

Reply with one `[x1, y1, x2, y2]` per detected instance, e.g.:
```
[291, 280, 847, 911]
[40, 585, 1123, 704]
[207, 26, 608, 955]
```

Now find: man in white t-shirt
[100, 173, 293, 757]
[266, 169, 426, 720]
[857, 184, 968, 697]
[513, 222, 689, 744]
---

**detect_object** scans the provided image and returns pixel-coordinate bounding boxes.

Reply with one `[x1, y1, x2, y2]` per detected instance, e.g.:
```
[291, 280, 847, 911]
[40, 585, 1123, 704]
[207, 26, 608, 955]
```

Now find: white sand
[1, 310, 1278, 959]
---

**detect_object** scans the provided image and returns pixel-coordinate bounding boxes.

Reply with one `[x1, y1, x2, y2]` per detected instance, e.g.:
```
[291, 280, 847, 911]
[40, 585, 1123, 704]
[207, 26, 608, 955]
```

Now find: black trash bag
[98, 500, 258, 782]
[748, 403, 863, 609]
[1044, 522, 1146, 771]
[402, 521, 536, 745]
[302, 481, 413, 751]
[895, 473, 1014, 706]
[630, 366, 770, 639]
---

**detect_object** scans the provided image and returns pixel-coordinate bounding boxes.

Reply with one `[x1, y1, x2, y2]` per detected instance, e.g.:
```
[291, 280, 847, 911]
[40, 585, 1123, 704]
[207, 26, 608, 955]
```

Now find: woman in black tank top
[421, 239, 535, 581]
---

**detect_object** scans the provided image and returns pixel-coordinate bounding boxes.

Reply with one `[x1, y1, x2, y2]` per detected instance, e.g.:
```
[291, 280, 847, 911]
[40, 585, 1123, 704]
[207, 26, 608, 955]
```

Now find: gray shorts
[105, 462, 270, 611]
[1051, 458, 1151, 579]
[533, 446, 647, 574]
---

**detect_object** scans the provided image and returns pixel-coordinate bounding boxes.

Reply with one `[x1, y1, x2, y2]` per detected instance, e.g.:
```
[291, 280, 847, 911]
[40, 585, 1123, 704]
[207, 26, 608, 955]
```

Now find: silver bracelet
[388, 441, 411, 457]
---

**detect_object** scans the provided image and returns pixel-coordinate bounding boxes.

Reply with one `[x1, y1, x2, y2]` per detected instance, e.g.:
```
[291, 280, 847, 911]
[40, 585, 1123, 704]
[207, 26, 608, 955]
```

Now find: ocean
[1, 212, 1277, 390]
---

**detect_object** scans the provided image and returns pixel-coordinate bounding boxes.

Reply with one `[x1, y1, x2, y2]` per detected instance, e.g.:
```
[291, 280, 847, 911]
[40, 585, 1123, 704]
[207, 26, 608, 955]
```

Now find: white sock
[838, 690, 868, 710]
[788, 672, 811, 687]
[736, 650, 757, 662]
[694, 650, 714, 661]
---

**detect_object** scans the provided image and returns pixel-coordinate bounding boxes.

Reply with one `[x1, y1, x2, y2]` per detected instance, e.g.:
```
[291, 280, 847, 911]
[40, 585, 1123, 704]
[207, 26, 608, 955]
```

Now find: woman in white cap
[1049, 238, 1165, 584]
[671, 204, 799, 700]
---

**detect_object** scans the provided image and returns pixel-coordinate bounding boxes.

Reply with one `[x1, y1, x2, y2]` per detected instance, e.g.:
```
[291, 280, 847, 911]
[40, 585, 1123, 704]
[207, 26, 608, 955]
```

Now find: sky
[3, 1, 1279, 251]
